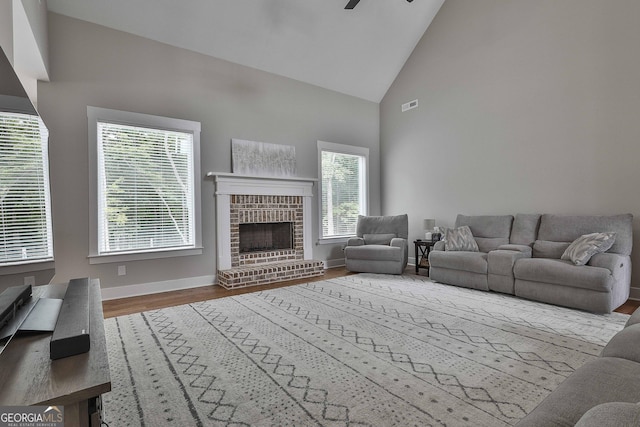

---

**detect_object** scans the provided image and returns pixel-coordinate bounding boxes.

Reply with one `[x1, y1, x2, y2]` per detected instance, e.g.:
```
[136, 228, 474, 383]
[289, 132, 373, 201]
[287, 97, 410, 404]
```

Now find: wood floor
[102, 267, 639, 318]
[102, 267, 355, 318]
[614, 298, 640, 315]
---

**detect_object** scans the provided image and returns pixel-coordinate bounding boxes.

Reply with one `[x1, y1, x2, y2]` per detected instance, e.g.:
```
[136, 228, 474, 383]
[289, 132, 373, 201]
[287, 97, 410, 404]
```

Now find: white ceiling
[47, 0, 444, 103]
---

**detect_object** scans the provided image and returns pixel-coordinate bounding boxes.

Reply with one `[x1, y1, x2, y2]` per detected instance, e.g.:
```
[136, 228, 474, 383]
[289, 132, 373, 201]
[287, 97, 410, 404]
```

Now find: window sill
[317, 236, 354, 245]
[0, 260, 55, 276]
[89, 247, 203, 264]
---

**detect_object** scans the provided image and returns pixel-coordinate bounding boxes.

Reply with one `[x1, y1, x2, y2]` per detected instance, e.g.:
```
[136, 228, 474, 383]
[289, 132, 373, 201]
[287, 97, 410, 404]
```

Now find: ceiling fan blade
[345, 0, 360, 9]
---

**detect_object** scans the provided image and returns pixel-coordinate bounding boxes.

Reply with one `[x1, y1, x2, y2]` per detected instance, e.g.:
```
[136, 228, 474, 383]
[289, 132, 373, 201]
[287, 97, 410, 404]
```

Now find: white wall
[0, 2, 13, 62]
[381, 0, 640, 296]
[0, 1, 50, 108]
[19, 0, 49, 75]
[38, 13, 380, 292]
[9, 0, 49, 108]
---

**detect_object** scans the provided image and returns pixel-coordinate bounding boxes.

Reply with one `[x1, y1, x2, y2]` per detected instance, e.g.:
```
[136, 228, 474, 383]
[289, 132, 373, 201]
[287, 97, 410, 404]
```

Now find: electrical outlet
[24, 276, 35, 287]
[118, 265, 126, 276]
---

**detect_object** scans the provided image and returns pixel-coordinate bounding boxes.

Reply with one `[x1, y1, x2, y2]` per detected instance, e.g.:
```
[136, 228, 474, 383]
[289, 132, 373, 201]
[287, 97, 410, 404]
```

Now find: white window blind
[96, 122, 195, 255]
[318, 142, 368, 239]
[0, 112, 53, 265]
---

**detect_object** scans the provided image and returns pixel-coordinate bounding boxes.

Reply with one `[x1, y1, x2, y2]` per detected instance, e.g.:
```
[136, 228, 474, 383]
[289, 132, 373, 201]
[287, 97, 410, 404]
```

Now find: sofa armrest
[588, 252, 627, 272]
[574, 402, 640, 427]
[589, 253, 631, 309]
[601, 323, 640, 363]
[390, 237, 407, 248]
[626, 308, 640, 328]
[433, 240, 445, 251]
[497, 244, 532, 255]
[346, 237, 365, 247]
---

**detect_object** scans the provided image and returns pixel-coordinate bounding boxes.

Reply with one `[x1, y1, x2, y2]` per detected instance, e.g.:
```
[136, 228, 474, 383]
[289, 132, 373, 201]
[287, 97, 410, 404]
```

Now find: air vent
[401, 99, 418, 112]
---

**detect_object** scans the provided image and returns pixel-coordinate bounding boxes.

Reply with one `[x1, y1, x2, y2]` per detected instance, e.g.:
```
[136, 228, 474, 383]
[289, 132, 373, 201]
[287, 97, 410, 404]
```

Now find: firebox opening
[239, 222, 293, 253]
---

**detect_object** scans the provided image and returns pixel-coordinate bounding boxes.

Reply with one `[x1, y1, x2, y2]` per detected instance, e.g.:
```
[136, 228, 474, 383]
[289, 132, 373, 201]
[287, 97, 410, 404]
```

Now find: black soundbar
[50, 278, 91, 360]
[0, 285, 32, 332]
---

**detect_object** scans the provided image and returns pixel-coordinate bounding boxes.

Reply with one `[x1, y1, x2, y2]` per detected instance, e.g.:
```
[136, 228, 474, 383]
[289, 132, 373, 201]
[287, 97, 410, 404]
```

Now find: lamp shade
[423, 219, 436, 230]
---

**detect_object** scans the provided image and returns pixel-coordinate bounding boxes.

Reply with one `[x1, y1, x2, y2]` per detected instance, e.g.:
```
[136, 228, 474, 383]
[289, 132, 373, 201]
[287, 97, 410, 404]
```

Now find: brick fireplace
[210, 173, 324, 289]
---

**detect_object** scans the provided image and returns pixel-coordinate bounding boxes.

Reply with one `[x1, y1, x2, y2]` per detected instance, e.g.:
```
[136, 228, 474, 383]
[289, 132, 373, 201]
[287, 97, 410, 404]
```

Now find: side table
[414, 239, 436, 274]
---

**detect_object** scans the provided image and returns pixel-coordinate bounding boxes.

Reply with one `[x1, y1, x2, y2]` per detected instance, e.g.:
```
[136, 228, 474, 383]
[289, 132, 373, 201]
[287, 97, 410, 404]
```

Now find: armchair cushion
[344, 245, 403, 262]
[356, 214, 408, 239]
[363, 233, 396, 245]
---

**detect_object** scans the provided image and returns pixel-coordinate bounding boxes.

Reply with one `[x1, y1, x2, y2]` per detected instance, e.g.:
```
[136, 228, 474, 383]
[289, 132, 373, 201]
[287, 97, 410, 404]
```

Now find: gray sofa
[429, 213, 633, 313]
[344, 214, 408, 275]
[517, 309, 640, 426]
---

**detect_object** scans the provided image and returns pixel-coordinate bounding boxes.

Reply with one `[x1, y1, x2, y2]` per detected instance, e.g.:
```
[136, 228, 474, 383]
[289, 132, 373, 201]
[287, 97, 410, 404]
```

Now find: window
[88, 107, 202, 263]
[317, 141, 368, 242]
[0, 112, 53, 266]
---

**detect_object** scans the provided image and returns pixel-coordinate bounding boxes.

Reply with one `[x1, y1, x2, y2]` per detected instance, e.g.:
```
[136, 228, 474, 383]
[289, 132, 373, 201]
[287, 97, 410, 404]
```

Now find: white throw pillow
[561, 232, 616, 266]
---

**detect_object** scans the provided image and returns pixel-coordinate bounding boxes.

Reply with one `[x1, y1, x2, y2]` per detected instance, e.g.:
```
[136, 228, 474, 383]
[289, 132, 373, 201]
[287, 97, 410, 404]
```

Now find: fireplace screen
[239, 222, 293, 253]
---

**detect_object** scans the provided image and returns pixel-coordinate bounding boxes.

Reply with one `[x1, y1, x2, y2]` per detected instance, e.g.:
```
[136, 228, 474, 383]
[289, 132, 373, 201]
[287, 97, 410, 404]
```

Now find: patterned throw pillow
[561, 232, 617, 266]
[443, 226, 479, 252]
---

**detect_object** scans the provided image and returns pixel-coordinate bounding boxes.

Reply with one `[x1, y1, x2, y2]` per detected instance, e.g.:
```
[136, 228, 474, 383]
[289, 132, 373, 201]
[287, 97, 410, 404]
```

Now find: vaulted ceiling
[47, 0, 445, 102]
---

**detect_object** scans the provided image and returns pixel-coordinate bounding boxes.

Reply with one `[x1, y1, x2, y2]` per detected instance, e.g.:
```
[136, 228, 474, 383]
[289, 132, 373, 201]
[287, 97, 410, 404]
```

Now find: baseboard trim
[324, 258, 345, 269]
[101, 275, 216, 301]
[629, 286, 640, 301]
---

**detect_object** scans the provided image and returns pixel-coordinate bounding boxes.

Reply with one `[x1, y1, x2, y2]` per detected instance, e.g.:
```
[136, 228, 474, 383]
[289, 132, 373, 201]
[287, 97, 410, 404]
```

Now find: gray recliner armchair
[344, 214, 409, 274]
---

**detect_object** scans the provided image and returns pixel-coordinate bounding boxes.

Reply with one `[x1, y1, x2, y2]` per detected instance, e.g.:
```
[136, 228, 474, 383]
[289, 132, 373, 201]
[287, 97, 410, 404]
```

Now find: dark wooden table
[0, 279, 111, 427]
[414, 239, 436, 274]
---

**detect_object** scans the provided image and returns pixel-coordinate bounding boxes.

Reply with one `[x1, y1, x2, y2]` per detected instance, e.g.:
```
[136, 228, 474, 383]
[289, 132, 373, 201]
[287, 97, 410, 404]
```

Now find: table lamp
[423, 219, 436, 240]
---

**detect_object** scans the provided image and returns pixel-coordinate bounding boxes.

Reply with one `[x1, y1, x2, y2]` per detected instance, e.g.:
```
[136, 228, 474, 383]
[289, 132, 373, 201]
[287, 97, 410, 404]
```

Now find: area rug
[102, 274, 628, 426]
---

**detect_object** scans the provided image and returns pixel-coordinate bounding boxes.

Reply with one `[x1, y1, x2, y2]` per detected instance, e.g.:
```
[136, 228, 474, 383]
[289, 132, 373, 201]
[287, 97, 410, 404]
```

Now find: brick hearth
[217, 260, 324, 289]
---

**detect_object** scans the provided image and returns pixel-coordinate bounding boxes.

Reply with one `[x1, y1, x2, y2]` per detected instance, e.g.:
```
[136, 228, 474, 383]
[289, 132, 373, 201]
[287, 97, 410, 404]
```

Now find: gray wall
[38, 13, 379, 291]
[380, 0, 640, 294]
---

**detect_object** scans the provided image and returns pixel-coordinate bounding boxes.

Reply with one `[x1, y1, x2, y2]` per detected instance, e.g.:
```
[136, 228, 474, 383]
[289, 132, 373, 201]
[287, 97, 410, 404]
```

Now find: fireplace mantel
[207, 172, 317, 197]
[208, 172, 317, 271]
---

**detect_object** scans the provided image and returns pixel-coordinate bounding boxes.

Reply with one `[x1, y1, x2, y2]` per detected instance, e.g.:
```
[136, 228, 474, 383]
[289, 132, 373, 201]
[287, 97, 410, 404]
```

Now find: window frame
[0, 104, 54, 269]
[87, 106, 202, 264]
[317, 140, 369, 245]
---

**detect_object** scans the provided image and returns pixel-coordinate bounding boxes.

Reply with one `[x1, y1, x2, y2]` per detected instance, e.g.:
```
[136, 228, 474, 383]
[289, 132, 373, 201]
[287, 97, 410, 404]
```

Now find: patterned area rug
[103, 274, 628, 426]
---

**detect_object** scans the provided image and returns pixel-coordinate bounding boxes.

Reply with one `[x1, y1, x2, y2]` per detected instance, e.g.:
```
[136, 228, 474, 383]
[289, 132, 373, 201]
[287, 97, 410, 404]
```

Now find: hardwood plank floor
[615, 299, 640, 315]
[102, 267, 355, 318]
[102, 267, 639, 318]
